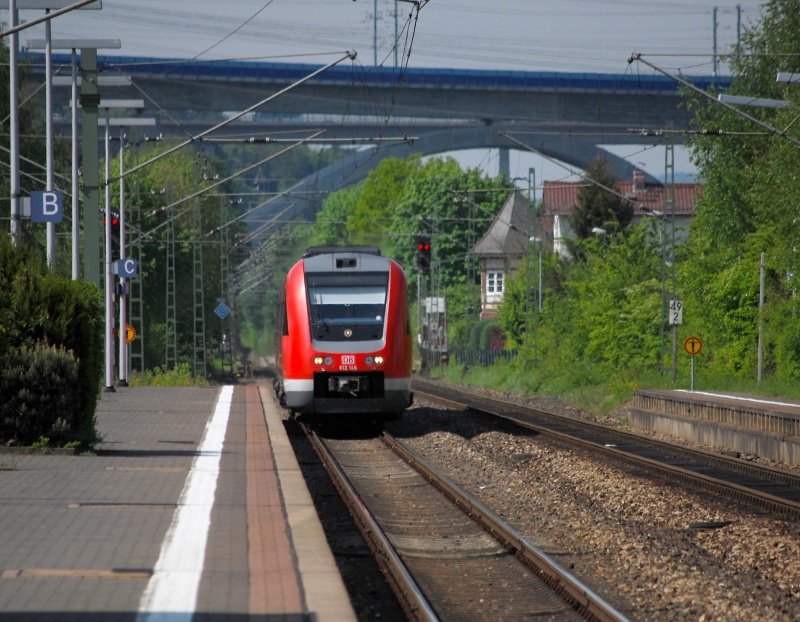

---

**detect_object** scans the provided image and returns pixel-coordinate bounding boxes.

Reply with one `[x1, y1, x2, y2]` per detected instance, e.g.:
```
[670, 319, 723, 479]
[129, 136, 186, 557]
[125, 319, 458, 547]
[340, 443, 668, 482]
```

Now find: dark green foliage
[466, 318, 504, 350]
[468, 320, 490, 350]
[479, 320, 505, 350]
[0, 344, 79, 445]
[499, 225, 664, 382]
[0, 236, 103, 447]
[443, 283, 481, 348]
[569, 156, 633, 239]
[388, 158, 507, 286]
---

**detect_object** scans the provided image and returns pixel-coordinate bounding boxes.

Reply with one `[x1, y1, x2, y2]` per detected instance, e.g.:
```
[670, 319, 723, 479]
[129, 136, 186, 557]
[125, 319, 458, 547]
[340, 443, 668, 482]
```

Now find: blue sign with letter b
[31, 191, 63, 223]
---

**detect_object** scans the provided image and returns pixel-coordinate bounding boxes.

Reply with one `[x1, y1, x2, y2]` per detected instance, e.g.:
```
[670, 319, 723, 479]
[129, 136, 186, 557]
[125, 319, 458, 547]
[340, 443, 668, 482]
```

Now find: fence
[450, 348, 518, 367]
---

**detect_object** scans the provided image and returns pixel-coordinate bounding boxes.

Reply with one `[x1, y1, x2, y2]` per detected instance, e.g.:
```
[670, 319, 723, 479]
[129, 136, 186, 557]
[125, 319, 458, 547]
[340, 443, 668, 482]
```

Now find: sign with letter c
[116, 258, 139, 278]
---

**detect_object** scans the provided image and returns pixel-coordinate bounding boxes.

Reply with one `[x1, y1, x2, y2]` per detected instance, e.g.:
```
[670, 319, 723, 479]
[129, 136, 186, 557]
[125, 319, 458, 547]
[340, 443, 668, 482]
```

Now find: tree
[348, 156, 421, 245]
[681, 0, 800, 380]
[498, 226, 662, 376]
[388, 157, 506, 286]
[569, 156, 633, 239]
[308, 186, 359, 246]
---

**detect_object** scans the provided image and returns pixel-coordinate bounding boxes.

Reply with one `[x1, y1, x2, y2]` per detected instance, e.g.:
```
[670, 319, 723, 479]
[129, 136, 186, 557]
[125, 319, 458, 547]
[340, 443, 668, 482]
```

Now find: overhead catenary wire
[501, 131, 641, 209]
[187, 0, 277, 62]
[113, 50, 357, 184]
[628, 53, 800, 149]
[129, 130, 325, 247]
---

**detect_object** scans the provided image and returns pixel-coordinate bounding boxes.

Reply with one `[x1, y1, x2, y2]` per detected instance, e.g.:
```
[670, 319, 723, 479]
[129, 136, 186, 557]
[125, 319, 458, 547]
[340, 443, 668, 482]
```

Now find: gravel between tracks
[389, 389, 800, 621]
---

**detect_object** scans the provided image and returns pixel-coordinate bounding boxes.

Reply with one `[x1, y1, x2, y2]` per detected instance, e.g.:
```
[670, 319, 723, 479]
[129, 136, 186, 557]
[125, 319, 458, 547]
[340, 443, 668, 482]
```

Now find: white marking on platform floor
[678, 390, 800, 409]
[136, 385, 234, 622]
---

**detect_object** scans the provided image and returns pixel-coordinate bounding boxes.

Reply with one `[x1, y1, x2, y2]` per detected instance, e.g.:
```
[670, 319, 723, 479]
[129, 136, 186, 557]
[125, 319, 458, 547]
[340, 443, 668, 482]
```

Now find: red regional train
[274, 245, 413, 417]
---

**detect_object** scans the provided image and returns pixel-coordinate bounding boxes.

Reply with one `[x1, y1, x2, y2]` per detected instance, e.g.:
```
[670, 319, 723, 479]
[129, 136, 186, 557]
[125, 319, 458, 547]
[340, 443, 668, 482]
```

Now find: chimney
[633, 169, 645, 193]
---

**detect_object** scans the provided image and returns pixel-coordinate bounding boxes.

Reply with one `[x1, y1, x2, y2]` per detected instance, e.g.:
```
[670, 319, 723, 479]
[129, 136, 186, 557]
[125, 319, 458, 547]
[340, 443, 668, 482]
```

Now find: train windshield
[306, 272, 388, 341]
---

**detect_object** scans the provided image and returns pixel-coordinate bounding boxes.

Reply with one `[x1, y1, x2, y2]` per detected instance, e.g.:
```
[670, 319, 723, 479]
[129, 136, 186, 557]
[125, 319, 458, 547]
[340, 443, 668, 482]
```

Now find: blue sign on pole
[214, 302, 231, 320]
[116, 259, 139, 278]
[30, 191, 64, 223]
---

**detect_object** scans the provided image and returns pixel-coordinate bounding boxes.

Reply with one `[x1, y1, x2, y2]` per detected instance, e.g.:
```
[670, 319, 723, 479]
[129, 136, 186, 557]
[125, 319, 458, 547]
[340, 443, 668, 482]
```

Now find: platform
[630, 389, 800, 466]
[0, 383, 356, 621]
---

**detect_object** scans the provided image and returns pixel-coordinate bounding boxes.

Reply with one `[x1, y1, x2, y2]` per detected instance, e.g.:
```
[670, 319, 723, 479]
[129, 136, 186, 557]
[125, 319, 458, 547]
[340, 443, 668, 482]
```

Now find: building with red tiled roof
[542, 170, 702, 256]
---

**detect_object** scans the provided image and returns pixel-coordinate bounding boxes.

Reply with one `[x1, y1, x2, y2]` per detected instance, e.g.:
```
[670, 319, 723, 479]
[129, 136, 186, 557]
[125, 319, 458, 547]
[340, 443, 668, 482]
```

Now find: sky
[10, 0, 768, 194]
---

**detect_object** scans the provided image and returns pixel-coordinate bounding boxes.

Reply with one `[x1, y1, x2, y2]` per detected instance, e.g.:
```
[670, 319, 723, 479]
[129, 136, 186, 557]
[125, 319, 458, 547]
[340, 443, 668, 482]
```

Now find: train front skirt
[283, 375, 411, 414]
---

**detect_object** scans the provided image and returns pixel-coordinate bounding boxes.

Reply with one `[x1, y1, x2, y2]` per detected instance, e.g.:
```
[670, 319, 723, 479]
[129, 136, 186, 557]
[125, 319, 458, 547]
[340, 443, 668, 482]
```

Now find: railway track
[302, 422, 629, 622]
[413, 378, 800, 520]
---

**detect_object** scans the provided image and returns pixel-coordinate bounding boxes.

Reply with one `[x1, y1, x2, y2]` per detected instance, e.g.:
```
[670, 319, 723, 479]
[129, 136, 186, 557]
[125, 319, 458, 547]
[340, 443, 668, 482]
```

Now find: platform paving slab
[0, 384, 355, 622]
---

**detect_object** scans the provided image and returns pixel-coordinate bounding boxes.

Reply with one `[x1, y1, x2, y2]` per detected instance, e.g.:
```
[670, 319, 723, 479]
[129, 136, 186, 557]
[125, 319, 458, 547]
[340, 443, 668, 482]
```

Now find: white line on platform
[677, 390, 800, 409]
[136, 385, 234, 622]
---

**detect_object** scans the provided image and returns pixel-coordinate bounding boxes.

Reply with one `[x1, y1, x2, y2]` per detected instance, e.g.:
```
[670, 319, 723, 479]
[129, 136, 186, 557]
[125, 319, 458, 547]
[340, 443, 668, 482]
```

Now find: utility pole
[9, 0, 20, 246]
[80, 47, 100, 285]
[193, 201, 207, 379]
[129, 183, 144, 375]
[165, 203, 177, 370]
[712, 7, 719, 77]
[736, 4, 742, 51]
[665, 143, 677, 382]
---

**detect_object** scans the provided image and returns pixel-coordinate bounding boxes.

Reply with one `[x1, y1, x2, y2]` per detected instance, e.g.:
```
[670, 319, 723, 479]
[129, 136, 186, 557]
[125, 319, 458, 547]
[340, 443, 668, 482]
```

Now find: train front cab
[279, 248, 412, 416]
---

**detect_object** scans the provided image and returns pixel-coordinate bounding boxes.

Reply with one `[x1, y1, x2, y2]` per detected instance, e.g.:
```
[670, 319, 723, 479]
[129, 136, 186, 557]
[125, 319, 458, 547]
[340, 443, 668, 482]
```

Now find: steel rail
[302, 423, 439, 622]
[383, 432, 630, 622]
[413, 381, 800, 519]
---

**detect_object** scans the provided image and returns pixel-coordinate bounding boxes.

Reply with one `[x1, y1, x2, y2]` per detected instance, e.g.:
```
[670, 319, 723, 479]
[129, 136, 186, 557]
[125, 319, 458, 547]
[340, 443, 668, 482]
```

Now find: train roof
[303, 245, 382, 258]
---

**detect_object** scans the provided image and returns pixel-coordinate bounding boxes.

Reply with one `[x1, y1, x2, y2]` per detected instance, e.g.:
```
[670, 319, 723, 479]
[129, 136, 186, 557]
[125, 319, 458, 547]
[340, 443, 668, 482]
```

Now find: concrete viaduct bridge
[28, 53, 728, 233]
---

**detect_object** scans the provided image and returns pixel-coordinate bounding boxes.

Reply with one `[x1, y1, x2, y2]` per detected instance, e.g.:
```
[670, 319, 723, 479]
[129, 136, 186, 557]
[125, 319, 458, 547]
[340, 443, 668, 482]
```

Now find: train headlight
[313, 356, 324, 365]
[313, 356, 333, 366]
[374, 355, 384, 365]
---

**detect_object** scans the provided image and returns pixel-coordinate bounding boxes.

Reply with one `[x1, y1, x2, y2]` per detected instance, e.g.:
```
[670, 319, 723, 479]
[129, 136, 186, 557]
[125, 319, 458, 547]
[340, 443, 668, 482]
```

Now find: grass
[436, 355, 800, 417]
[128, 363, 207, 388]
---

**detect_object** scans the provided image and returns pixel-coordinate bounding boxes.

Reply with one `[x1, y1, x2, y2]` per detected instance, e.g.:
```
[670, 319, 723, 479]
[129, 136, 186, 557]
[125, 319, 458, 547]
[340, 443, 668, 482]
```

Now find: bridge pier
[498, 148, 510, 179]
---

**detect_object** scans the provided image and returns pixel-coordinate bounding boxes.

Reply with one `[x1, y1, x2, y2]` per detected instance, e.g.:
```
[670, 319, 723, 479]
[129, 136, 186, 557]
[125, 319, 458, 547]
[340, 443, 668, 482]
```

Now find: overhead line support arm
[627, 53, 800, 149]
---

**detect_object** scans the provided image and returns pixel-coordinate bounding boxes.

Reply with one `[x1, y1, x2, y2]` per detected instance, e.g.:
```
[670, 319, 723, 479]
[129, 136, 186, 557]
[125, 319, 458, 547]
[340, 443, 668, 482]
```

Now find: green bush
[0, 344, 79, 445]
[479, 320, 505, 350]
[467, 319, 491, 350]
[0, 236, 103, 447]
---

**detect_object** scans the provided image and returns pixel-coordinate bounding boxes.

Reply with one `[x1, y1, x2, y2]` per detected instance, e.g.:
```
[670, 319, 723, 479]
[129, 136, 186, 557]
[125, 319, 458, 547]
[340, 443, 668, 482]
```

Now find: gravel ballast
[390, 397, 800, 621]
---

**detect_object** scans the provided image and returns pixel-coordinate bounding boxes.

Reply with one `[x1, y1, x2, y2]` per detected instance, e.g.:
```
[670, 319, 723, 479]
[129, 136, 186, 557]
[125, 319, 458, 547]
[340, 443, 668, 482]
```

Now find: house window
[486, 271, 504, 296]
